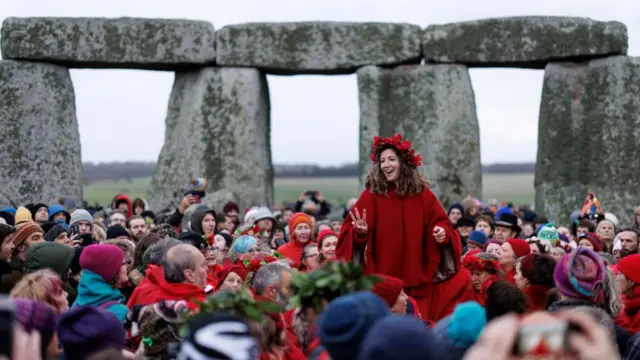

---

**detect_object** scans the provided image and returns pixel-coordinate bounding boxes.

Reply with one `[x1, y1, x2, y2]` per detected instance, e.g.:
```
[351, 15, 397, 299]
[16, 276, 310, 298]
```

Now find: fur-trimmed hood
[102, 238, 135, 264]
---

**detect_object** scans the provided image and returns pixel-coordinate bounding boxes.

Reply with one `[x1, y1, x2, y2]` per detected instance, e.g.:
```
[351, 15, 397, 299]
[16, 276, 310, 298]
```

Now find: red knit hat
[79, 244, 124, 282]
[578, 232, 604, 252]
[317, 229, 338, 249]
[506, 239, 531, 259]
[371, 274, 404, 307]
[519, 254, 536, 280]
[618, 254, 640, 284]
[215, 264, 249, 290]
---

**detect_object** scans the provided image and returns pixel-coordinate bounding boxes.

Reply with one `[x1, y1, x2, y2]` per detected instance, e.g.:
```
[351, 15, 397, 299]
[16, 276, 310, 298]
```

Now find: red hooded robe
[336, 186, 469, 322]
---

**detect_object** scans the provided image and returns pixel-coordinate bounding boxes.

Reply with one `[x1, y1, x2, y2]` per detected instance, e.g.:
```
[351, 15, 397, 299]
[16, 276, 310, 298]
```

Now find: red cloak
[336, 187, 469, 322]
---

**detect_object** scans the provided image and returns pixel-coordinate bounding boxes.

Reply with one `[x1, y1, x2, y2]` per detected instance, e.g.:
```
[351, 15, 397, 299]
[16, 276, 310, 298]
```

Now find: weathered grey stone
[357, 65, 482, 207]
[216, 22, 421, 75]
[148, 67, 272, 212]
[1, 17, 216, 70]
[423, 17, 628, 68]
[536, 56, 640, 225]
[0, 61, 82, 206]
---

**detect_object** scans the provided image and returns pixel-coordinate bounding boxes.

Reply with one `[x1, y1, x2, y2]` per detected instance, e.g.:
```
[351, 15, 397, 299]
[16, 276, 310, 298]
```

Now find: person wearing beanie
[72, 244, 128, 322]
[277, 213, 313, 266]
[0, 224, 15, 278]
[178, 312, 258, 360]
[455, 217, 475, 245]
[358, 315, 444, 360]
[447, 203, 464, 225]
[500, 239, 530, 284]
[615, 254, 640, 333]
[14, 207, 32, 226]
[432, 301, 487, 360]
[29, 203, 49, 225]
[537, 223, 559, 244]
[466, 230, 488, 251]
[69, 209, 93, 236]
[462, 251, 502, 306]
[549, 247, 606, 312]
[515, 254, 557, 311]
[13, 298, 57, 359]
[44, 223, 71, 245]
[578, 232, 605, 252]
[57, 306, 126, 359]
[48, 204, 71, 224]
[106, 224, 131, 240]
[317, 291, 391, 360]
[371, 274, 408, 314]
[317, 228, 338, 263]
[0, 222, 45, 293]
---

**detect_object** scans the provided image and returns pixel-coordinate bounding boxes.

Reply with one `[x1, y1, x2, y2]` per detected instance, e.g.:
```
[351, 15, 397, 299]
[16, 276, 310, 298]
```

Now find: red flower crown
[462, 255, 501, 274]
[241, 252, 284, 272]
[370, 134, 422, 167]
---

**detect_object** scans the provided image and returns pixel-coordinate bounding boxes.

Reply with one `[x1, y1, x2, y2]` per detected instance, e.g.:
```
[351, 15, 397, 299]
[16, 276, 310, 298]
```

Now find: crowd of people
[0, 133, 638, 359]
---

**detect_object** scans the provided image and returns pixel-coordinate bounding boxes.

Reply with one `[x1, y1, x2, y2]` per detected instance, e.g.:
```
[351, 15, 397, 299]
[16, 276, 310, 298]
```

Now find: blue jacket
[72, 270, 128, 323]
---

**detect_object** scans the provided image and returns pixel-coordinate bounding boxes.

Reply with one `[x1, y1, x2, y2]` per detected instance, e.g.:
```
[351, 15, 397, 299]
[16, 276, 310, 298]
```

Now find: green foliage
[289, 261, 381, 313]
[180, 287, 281, 336]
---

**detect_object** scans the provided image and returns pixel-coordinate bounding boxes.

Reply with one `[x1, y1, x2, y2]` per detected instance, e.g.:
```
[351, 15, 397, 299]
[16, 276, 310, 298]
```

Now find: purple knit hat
[13, 299, 56, 358]
[553, 247, 605, 304]
[56, 306, 125, 359]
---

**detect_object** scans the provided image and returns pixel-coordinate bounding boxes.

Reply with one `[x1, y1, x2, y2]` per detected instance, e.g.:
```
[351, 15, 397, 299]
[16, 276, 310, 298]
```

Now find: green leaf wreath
[180, 287, 282, 336]
[289, 261, 381, 313]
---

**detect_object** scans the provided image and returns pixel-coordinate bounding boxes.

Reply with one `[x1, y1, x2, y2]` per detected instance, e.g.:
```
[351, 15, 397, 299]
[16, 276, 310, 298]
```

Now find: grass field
[84, 173, 535, 206]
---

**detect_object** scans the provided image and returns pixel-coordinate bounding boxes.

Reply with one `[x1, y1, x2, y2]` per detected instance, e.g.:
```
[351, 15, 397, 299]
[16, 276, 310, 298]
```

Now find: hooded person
[48, 204, 71, 224]
[111, 194, 133, 218]
[189, 207, 217, 236]
[278, 213, 313, 266]
[72, 244, 129, 322]
[0, 222, 45, 293]
[23, 242, 77, 304]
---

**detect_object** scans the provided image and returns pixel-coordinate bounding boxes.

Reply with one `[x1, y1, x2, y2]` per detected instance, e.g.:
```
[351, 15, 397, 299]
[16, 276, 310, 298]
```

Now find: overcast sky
[1, 1, 637, 166]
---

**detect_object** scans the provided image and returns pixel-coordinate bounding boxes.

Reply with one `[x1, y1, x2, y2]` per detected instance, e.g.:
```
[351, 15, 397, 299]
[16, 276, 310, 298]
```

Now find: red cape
[126, 264, 205, 310]
[336, 187, 469, 322]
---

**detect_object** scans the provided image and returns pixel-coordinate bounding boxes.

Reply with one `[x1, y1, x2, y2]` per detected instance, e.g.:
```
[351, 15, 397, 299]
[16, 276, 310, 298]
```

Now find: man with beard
[251, 262, 292, 308]
[127, 215, 149, 243]
[618, 228, 639, 259]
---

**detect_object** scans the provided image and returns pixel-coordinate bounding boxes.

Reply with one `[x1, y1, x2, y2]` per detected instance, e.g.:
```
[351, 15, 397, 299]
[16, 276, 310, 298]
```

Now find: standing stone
[536, 56, 640, 225]
[0, 61, 82, 206]
[216, 22, 421, 75]
[1, 17, 216, 70]
[357, 65, 482, 207]
[148, 67, 272, 212]
[423, 17, 627, 68]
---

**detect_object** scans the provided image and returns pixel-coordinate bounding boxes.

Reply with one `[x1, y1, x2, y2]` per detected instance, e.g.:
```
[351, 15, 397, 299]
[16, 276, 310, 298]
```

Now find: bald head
[164, 243, 202, 284]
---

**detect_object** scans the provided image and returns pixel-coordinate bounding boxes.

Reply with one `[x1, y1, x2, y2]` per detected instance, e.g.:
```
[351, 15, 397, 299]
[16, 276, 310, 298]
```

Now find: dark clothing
[294, 200, 331, 220]
[0, 258, 23, 293]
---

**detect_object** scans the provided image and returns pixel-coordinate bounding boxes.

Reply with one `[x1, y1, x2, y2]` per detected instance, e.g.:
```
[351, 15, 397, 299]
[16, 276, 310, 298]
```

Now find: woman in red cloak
[336, 134, 470, 322]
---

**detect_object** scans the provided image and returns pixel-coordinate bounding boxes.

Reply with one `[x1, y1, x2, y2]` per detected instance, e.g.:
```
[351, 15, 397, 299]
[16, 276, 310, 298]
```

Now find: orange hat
[13, 222, 43, 247]
[288, 213, 312, 233]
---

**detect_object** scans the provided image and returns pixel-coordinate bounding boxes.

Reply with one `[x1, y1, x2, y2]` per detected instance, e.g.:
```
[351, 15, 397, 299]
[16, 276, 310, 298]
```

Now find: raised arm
[336, 190, 374, 265]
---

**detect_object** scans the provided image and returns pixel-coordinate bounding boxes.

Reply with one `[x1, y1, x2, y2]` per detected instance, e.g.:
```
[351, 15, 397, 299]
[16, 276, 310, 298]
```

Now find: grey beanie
[69, 209, 93, 228]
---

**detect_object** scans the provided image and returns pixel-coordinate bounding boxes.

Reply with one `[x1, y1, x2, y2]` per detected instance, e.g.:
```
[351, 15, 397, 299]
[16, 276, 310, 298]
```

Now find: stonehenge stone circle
[1, 17, 216, 70]
[423, 17, 628, 68]
[0, 61, 82, 206]
[357, 65, 482, 208]
[536, 56, 640, 225]
[0, 15, 637, 222]
[148, 67, 272, 212]
[216, 22, 421, 74]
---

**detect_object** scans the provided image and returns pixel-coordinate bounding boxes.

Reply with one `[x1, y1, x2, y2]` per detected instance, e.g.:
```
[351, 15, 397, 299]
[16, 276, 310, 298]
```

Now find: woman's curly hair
[365, 145, 429, 197]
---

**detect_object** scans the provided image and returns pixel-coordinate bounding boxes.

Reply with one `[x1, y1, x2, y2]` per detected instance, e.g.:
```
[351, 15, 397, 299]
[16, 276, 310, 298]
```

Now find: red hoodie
[113, 194, 133, 218]
[126, 264, 205, 310]
[278, 213, 314, 267]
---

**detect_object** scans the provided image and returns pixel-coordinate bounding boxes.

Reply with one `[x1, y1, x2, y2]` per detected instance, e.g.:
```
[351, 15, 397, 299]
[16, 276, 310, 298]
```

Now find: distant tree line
[82, 161, 535, 185]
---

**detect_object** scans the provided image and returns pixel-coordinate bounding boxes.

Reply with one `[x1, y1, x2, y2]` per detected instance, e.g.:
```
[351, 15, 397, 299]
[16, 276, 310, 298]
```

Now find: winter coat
[72, 270, 128, 323]
[23, 242, 77, 304]
[0, 258, 23, 293]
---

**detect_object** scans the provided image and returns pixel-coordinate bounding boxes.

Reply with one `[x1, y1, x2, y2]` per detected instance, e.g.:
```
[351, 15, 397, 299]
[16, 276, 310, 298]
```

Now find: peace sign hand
[349, 207, 368, 236]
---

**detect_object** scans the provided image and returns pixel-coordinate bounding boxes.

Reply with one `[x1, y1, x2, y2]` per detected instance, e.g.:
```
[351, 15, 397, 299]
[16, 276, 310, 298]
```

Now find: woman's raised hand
[433, 225, 446, 243]
[349, 207, 368, 235]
